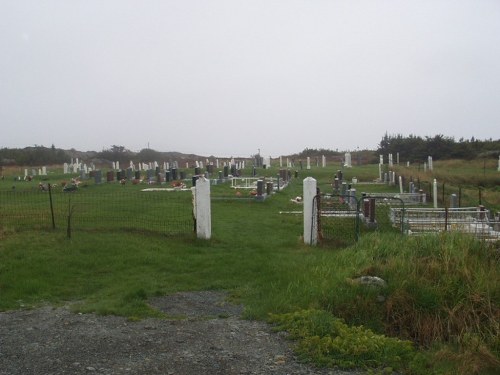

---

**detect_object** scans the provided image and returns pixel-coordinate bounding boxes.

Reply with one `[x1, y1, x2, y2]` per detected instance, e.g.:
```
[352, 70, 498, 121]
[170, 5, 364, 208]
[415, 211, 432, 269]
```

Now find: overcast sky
[1, 0, 499, 157]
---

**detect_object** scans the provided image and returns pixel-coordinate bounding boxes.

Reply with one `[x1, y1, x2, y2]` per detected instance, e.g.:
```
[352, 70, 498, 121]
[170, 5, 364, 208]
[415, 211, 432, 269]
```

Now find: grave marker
[303, 177, 317, 245]
[94, 170, 102, 184]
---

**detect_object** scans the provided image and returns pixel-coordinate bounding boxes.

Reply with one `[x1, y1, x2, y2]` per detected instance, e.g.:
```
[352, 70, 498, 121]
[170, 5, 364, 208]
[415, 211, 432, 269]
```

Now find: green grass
[0, 163, 499, 374]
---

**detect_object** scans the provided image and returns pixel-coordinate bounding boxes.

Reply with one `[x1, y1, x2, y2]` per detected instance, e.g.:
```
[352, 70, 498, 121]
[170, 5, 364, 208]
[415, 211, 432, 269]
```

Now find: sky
[1, 0, 499, 157]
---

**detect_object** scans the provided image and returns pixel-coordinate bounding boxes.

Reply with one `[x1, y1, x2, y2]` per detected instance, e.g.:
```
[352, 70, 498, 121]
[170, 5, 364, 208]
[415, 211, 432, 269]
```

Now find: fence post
[433, 179, 438, 208]
[48, 183, 56, 229]
[303, 177, 317, 245]
[193, 177, 211, 239]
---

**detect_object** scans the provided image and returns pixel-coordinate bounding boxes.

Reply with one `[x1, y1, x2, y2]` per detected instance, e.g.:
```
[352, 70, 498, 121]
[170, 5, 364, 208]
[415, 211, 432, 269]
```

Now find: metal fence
[390, 206, 500, 240]
[314, 193, 359, 247]
[312, 193, 409, 247]
[0, 186, 194, 236]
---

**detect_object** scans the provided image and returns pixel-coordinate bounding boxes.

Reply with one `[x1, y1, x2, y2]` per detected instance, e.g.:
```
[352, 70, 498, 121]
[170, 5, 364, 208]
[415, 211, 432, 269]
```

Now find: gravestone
[450, 194, 458, 208]
[333, 177, 339, 192]
[306, 157, 311, 170]
[266, 182, 273, 195]
[146, 169, 154, 180]
[106, 171, 114, 182]
[344, 152, 352, 168]
[257, 180, 264, 196]
[94, 170, 102, 184]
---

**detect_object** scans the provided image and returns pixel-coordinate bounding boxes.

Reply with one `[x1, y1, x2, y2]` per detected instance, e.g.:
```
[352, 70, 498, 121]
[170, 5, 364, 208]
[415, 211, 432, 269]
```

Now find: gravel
[0, 291, 365, 375]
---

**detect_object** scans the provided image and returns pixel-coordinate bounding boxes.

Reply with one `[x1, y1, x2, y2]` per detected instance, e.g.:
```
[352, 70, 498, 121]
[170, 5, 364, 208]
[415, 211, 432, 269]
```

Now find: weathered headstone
[106, 171, 114, 182]
[94, 170, 102, 184]
[450, 194, 458, 208]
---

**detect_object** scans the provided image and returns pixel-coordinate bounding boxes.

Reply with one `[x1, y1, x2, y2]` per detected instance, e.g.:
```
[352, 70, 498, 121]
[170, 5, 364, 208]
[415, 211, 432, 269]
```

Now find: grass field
[1, 160, 499, 374]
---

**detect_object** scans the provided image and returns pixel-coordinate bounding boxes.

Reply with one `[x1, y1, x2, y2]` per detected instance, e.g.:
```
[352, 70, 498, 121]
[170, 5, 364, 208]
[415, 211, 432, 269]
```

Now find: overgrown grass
[0, 163, 499, 374]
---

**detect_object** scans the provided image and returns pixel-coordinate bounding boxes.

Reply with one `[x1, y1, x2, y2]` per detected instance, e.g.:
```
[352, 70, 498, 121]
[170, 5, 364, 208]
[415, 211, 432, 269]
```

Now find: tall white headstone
[322, 155, 326, 168]
[193, 177, 211, 240]
[306, 157, 311, 170]
[303, 177, 317, 246]
[344, 152, 352, 168]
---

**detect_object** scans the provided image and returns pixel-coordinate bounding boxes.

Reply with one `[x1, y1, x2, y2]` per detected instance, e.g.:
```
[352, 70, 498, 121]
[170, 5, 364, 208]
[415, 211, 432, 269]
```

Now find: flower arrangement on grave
[171, 181, 186, 189]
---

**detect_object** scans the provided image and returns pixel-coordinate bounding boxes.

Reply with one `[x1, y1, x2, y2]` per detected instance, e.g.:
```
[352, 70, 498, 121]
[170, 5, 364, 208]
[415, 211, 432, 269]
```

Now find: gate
[313, 193, 359, 247]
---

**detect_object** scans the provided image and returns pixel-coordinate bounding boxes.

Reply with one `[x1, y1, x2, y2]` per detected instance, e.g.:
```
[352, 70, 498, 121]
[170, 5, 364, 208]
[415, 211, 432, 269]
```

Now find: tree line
[376, 134, 499, 162]
[2, 136, 499, 167]
[0, 145, 197, 167]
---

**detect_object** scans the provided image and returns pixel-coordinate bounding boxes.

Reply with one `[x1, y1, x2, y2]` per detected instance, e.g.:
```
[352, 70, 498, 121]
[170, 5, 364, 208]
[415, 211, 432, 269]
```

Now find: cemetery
[0, 152, 499, 375]
[1, 152, 499, 242]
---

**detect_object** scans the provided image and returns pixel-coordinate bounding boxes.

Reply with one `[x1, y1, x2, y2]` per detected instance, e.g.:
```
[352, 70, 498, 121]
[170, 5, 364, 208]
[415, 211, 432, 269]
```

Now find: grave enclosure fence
[313, 193, 407, 247]
[0, 186, 194, 236]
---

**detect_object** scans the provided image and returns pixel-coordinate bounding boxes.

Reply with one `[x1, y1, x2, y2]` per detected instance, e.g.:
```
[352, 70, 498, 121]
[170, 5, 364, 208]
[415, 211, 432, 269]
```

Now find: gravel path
[0, 291, 365, 375]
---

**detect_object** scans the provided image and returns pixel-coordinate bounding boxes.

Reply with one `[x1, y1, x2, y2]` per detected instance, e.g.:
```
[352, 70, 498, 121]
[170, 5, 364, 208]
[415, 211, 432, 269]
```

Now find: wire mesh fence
[0, 186, 194, 236]
[315, 194, 359, 247]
